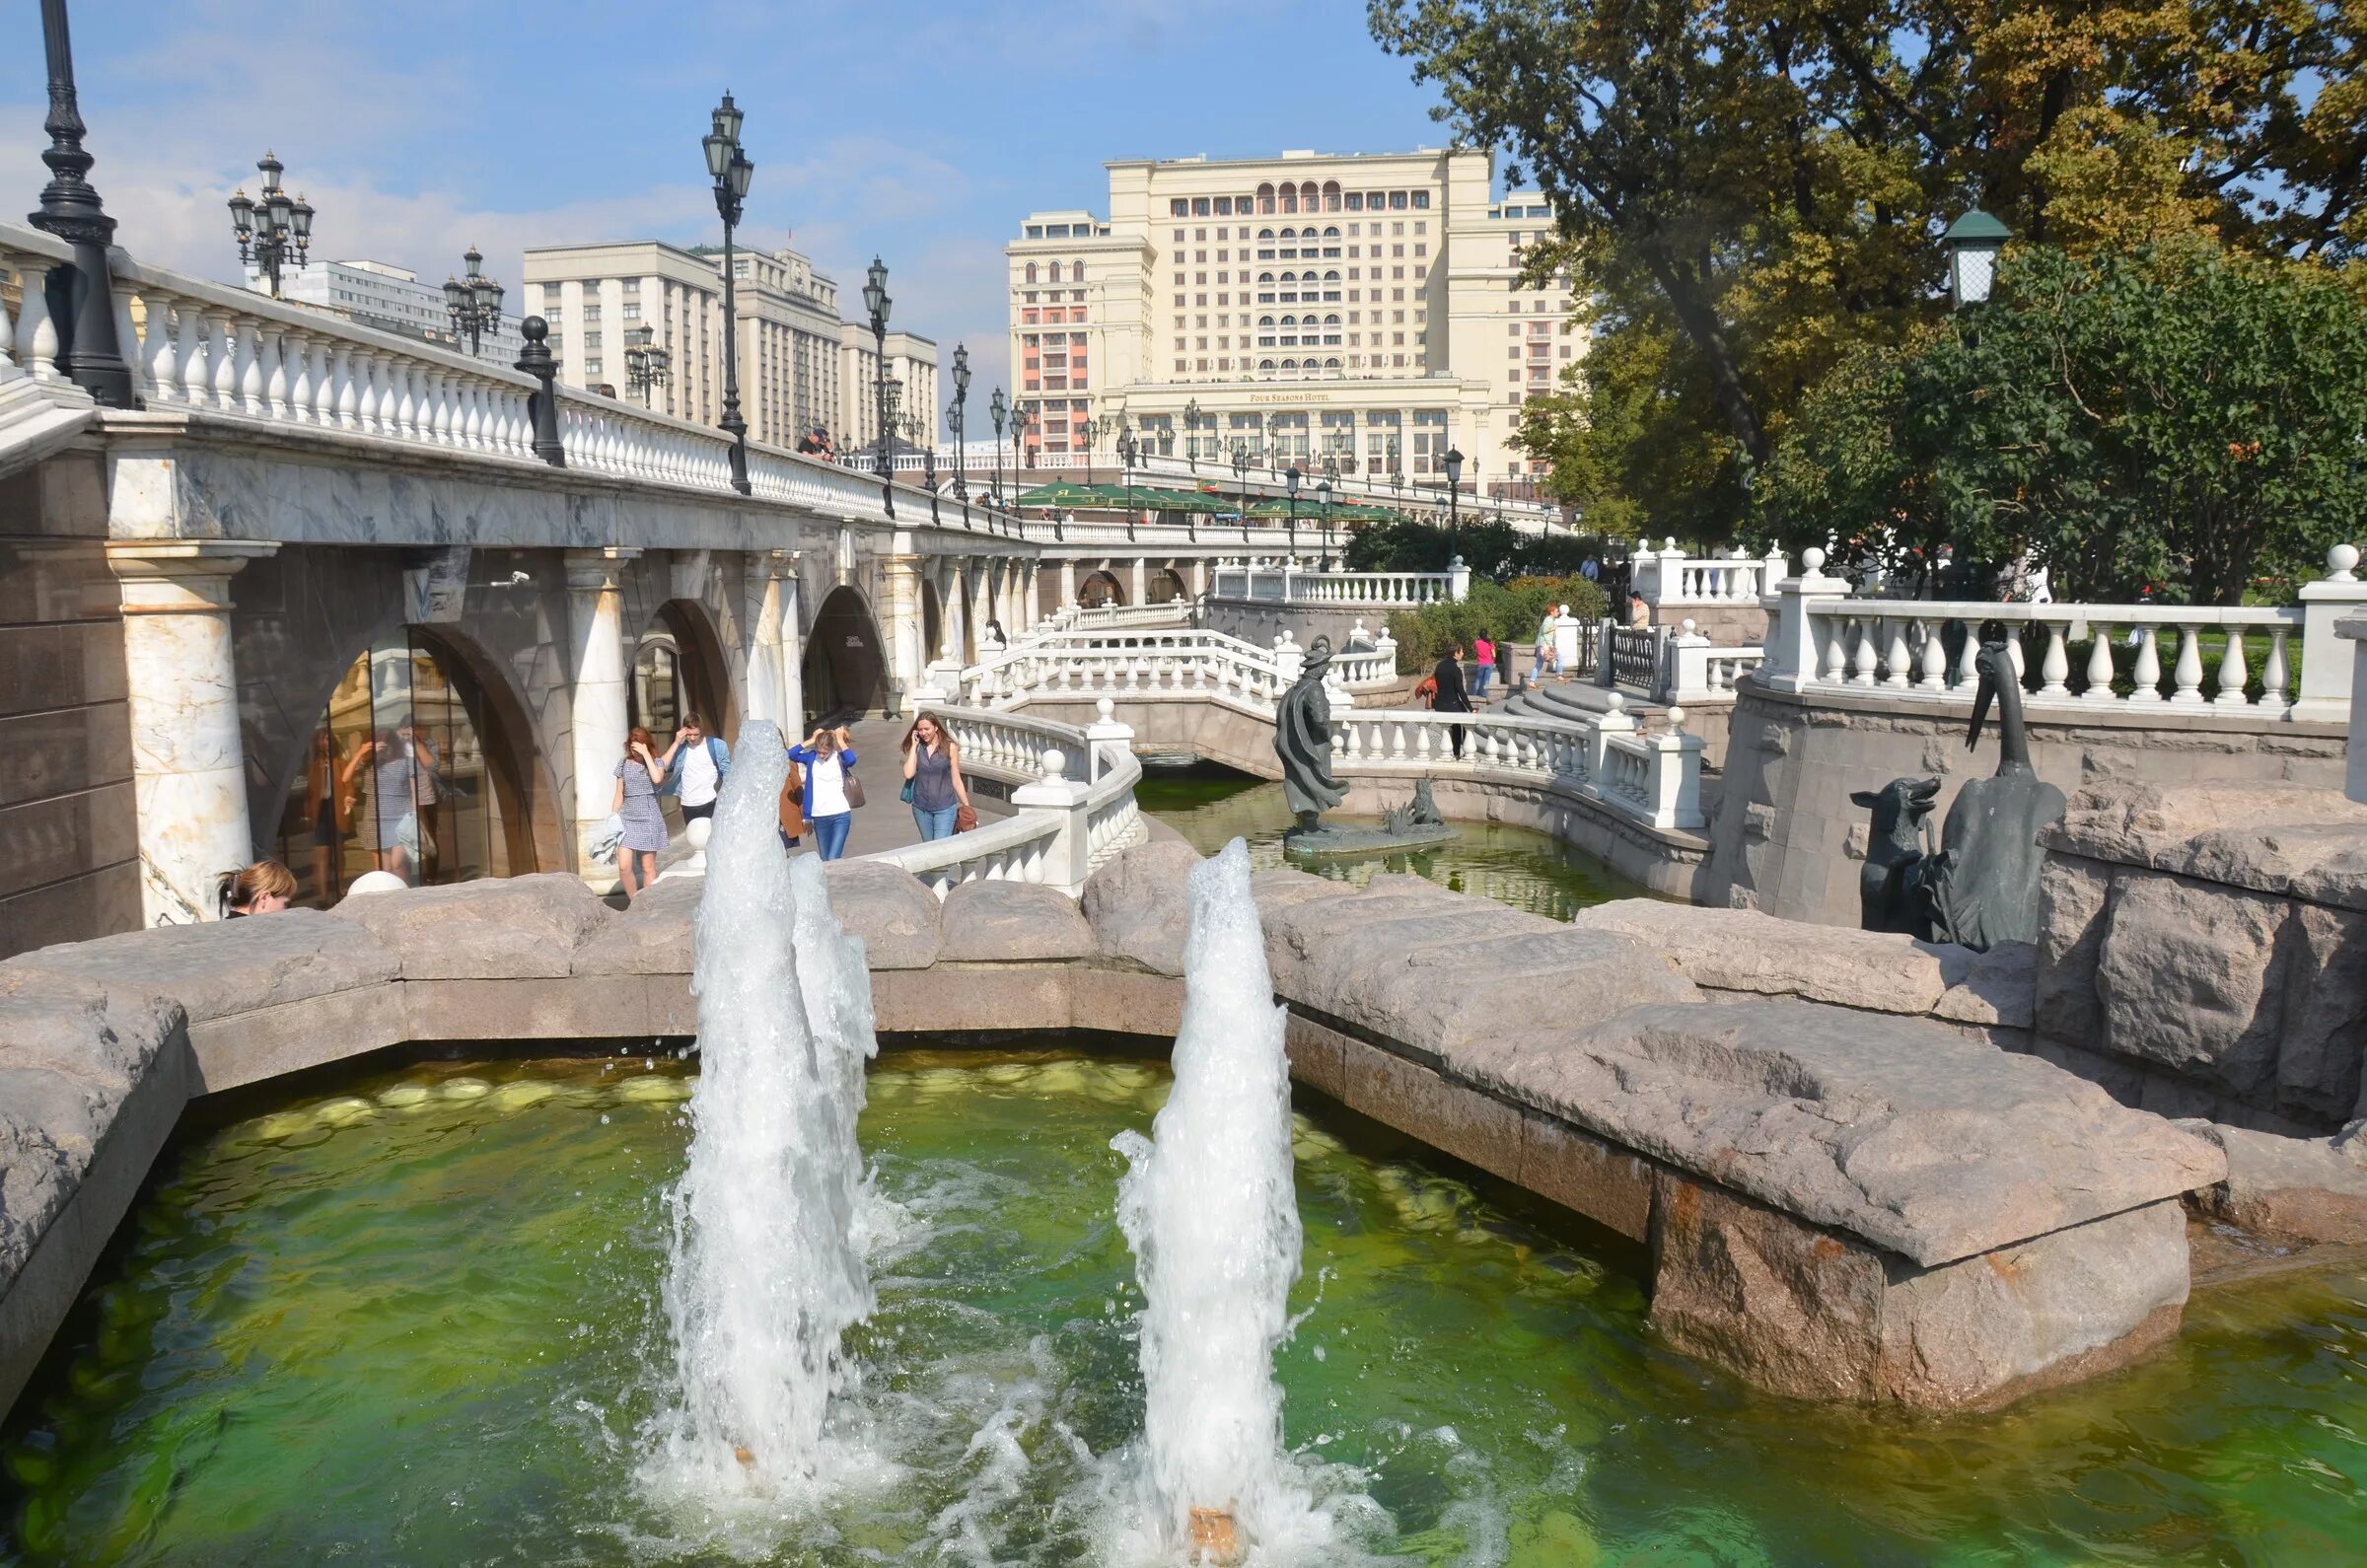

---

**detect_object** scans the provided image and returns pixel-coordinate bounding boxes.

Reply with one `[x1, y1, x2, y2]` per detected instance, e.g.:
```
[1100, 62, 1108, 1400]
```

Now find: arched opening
[1078, 569, 1126, 607]
[629, 601, 735, 751]
[1145, 567, 1187, 605]
[921, 576, 948, 663]
[271, 624, 536, 903]
[802, 585, 886, 724]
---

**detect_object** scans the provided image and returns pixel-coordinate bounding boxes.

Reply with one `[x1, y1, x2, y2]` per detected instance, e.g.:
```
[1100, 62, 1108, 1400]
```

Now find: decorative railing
[950, 625, 1394, 713]
[872, 701, 1145, 895]
[0, 221, 1055, 536]
[1328, 700, 1705, 831]
[1658, 625, 1767, 704]
[1209, 563, 1467, 606]
[1633, 544, 1786, 608]
[0, 227, 100, 461]
[1053, 600, 1194, 631]
[1607, 624, 1662, 692]
[1756, 545, 2366, 723]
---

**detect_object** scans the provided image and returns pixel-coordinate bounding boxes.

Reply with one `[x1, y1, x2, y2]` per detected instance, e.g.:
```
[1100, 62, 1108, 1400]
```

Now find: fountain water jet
[1113, 838, 1306, 1562]
[645, 721, 880, 1508]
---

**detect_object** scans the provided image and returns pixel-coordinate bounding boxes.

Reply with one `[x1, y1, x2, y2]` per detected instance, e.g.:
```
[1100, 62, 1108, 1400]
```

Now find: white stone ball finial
[1682, 617, 1697, 636]
[1606, 691, 1625, 712]
[2329, 542, 2360, 583]
[1803, 546, 1827, 574]
[1666, 705, 1687, 734]
[1096, 696, 1115, 721]
[1040, 748, 1068, 781]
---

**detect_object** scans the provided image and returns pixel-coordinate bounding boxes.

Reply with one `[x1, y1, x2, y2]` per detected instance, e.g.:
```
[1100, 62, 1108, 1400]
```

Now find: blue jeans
[912, 803, 960, 841]
[811, 812, 852, 860]
[1472, 665, 1493, 699]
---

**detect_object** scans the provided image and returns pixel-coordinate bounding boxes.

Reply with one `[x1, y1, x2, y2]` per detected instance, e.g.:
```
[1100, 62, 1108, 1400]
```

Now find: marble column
[108, 540, 278, 926]
[941, 561, 968, 661]
[565, 547, 638, 890]
[880, 549, 926, 711]
[775, 551, 805, 736]
[969, 558, 996, 648]
[1058, 559, 1077, 608]
[1129, 557, 1147, 606]
[1190, 558, 1209, 598]
[746, 552, 785, 733]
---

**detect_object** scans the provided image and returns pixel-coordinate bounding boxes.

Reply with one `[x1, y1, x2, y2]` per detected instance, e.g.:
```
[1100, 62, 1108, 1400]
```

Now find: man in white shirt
[661, 712, 730, 821]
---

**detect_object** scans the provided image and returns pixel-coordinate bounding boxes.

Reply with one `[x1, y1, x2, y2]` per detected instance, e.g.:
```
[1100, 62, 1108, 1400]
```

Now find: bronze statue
[1275, 635, 1346, 834]
[1853, 639, 2067, 952]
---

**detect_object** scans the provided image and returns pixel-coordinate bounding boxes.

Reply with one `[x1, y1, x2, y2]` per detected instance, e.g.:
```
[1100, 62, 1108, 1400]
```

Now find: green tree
[1763, 241, 2367, 602]
[1368, 0, 2367, 534]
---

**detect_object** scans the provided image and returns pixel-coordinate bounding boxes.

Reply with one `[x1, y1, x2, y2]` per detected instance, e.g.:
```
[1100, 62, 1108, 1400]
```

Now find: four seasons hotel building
[1006, 147, 1577, 499]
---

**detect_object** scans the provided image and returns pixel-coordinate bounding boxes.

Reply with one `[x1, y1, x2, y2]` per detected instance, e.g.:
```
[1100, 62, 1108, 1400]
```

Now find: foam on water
[640, 721, 887, 1524]
[1111, 838, 1342, 1563]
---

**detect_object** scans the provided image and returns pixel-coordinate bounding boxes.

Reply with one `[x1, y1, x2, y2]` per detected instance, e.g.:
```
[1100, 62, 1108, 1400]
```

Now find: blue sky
[5, 0, 1468, 427]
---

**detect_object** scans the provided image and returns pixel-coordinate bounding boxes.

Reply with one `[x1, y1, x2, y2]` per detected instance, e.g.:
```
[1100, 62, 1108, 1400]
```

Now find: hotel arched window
[1256, 182, 1276, 214]
[1281, 358, 1300, 374]
[1323, 180, 1342, 212]
[1257, 358, 1275, 372]
[1257, 315, 1276, 328]
[1299, 181, 1319, 208]
[1324, 356, 1342, 371]
[274, 628, 533, 906]
[1072, 259, 1086, 281]
[1258, 227, 1275, 241]
[1025, 262, 1038, 284]
[1047, 260, 1063, 283]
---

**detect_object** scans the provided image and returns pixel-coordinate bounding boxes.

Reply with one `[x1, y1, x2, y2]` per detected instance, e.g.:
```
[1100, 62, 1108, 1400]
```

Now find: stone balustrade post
[1592, 616, 1615, 687]
[1587, 692, 1634, 782]
[1661, 617, 1716, 704]
[107, 539, 279, 926]
[2294, 543, 2366, 722]
[2339, 613, 2367, 804]
[1272, 628, 1304, 687]
[1447, 553, 1470, 603]
[1012, 748, 1094, 893]
[1757, 546, 1849, 692]
[564, 546, 638, 891]
[1085, 695, 1134, 783]
[1642, 707, 1708, 828]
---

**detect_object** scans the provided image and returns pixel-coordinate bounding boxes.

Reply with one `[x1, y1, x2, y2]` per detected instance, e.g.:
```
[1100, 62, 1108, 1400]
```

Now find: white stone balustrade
[1, 228, 100, 460]
[1208, 562, 1466, 606]
[1757, 545, 2367, 721]
[954, 624, 1393, 714]
[878, 703, 1146, 896]
[1659, 619, 1767, 705]
[1633, 541, 1787, 607]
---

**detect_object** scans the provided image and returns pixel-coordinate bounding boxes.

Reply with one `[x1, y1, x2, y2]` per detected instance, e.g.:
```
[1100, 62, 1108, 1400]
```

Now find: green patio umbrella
[1013, 479, 1118, 509]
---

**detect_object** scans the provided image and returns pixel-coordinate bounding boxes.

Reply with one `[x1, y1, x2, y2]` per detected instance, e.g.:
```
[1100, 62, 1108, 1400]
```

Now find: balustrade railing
[1329, 700, 1705, 830]
[1633, 543, 1786, 607]
[1208, 564, 1465, 606]
[952, 624, 1394, 712]
[2, 227, 76, 389]
[1608, 624, 1662, 692]
[1757, 545, 2366, 723]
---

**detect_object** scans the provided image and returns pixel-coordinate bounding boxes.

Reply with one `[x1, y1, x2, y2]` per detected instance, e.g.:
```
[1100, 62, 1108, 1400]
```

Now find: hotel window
[1193, 197, 1211, 216]
[1171, 198, 1188, 216]
[1411, 191, 1430, 208]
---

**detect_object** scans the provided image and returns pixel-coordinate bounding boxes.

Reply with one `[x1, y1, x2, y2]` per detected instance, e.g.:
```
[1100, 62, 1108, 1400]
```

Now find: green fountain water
[5, 1045, 2364, 1564]
[1136, 765, 1649, 920]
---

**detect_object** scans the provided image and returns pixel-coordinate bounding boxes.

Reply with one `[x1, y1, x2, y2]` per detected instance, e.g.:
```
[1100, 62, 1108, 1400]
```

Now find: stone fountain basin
[2, 854, 2226, 1416]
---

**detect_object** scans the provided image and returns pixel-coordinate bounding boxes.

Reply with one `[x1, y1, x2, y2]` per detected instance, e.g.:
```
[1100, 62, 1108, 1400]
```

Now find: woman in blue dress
[611, 725, 668, 898]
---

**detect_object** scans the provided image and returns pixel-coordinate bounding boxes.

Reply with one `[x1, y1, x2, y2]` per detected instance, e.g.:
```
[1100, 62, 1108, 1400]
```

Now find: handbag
[589, 812, 624, 865]
[899, 777, 916, 804]
[841, 765, 866, 810]
[955, 802, 978, 833]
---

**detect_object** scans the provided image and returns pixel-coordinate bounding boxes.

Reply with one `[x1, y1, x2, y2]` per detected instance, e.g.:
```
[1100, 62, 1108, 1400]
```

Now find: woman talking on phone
[787, 725, 860, 860]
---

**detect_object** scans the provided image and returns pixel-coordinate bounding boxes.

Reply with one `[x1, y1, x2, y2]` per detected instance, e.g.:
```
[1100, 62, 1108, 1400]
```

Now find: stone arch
[1078, 569, 1126, 607]
[1145, 566, 1188, 605]
[629, 599, 736, 748]
[803, 585, 886, 723]
[921, 575, 948, 664]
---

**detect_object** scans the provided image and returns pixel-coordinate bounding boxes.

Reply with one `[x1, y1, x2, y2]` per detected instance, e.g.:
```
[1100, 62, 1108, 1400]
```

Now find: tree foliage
[1344, 518, 1604, 578]
[1386, 575, 1611, 674]
[1760, 240, 2367, 602]
[1369, 0, 2367, 536]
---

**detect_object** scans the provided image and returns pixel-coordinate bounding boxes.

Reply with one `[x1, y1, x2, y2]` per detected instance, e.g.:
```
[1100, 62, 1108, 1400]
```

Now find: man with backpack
[659, 711, 731, 822]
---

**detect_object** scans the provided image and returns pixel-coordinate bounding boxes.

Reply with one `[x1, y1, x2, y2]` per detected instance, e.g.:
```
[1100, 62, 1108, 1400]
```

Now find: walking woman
[900, 712, 972, 841]
[611, 725, 669, 898]
[302, 728, 350, 900]
[788, 725, 859, 860]
[339, 724, 437, 885]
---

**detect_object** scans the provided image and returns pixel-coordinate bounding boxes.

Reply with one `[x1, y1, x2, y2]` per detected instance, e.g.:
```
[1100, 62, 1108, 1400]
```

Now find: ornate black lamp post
[1317, 475, 1332, 557]
[1285, 463, 1302, 555]
[1389, 434, 1402, 491]
[31, 0, 133, 406]
[862, 255, 895, 517]
[950, 344, 971, 513]
[701, 93, 755, 495]
[1231, 442, 1251, 525]
[988, 386, 1008, 510]
[1444, 446, 1466, 548]
[623, 322, 670, 407]
[443, 245, 504, 355]
[883, 374, 904, 476]
[1184, 397, 1202, 471]
[912, 412, 940, 523]
[1117, 425, 1139, 524]
[228, 151, 315, 302]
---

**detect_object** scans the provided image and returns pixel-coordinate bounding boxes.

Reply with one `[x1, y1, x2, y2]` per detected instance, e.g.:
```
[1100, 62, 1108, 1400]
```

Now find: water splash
[1113, 838, 1310, 1561]
[644, 720, 881, 1513]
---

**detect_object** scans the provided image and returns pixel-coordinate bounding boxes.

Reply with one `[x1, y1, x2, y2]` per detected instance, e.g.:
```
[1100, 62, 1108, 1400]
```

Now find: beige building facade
[1006, 148, 1576, 497]
[521, 238, 863, 450]
[838, 323, 939, 454]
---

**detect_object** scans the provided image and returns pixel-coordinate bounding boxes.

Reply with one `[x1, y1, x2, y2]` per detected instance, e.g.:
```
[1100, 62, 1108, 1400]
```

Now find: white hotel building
[1006, 147, 1576, 498]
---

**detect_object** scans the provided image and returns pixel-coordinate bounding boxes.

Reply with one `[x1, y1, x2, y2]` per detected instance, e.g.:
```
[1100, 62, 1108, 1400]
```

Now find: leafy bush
[1345, 520, 1602, 581]
[1385, 575, 1609, 674]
